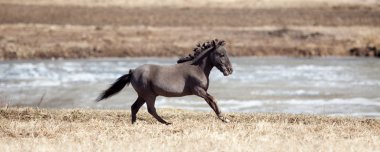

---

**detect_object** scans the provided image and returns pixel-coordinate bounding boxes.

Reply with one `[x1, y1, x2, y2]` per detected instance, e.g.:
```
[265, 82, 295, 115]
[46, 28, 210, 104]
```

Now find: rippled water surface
[1, 57, 380, 117]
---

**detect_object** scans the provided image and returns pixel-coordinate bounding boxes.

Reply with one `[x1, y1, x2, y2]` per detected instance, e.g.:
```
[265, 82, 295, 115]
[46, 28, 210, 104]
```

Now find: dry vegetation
[0, 108, 379, 151]
[0, 1, 380, 60]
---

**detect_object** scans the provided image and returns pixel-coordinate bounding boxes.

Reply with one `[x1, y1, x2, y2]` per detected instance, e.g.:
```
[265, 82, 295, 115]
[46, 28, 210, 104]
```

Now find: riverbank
[0, 108, 379, 151]
[0, 1, 380, 60]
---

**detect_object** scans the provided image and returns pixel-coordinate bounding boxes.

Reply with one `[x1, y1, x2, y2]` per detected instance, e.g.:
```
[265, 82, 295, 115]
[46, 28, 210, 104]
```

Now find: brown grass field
[1, 0, 380, 59]
[0, 108, 379, 151]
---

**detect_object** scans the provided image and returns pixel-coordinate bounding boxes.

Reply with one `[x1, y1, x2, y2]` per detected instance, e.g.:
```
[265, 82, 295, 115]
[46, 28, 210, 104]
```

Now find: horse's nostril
[227, 67, 233, 74]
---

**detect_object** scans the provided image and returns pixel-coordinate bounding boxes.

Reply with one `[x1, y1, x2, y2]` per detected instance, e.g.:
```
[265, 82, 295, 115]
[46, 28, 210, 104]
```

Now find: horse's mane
[177, 39, 226, 64]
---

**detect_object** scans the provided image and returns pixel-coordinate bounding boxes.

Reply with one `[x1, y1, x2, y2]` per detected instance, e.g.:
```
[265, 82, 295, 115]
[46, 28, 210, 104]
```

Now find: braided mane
[177, 39, 226, 63]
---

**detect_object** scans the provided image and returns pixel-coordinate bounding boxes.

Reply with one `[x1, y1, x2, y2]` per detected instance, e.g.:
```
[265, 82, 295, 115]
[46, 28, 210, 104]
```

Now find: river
[1, 57, 379, 117]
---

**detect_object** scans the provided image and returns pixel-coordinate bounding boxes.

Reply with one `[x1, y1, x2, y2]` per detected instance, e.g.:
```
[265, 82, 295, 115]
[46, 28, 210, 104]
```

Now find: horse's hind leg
[144, 95, 171, 125]
[131, 97, 145, 124]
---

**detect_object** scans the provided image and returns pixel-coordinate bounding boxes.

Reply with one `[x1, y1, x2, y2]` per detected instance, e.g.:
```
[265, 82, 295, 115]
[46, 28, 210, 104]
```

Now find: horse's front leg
[193, 87, 230, 123]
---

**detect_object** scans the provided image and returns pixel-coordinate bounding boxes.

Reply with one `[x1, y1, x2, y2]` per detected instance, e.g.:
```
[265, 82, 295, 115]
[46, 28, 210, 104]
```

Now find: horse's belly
[158, 90, 191, 97]
[151, 77, 191, 97]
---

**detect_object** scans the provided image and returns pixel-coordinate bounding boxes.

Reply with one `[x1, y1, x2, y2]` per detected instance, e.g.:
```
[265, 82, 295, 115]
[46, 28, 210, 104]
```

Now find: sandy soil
[0, 108, 379, 151]
[0, 2, 380, 60]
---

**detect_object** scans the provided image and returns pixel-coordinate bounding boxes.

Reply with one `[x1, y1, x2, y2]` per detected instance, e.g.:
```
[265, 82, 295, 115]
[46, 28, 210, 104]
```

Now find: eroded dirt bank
[0, 3, 380, 60]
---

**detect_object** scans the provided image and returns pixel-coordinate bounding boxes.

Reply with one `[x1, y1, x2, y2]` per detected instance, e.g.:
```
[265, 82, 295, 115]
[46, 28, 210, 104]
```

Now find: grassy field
[0, 108, 379, 151]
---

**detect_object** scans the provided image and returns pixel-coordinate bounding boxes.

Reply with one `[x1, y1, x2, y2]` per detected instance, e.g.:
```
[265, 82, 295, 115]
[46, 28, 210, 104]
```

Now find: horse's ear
[191, 47, 213, 65]
[212, 40, 217, 47]
[219, 40, 226, 46]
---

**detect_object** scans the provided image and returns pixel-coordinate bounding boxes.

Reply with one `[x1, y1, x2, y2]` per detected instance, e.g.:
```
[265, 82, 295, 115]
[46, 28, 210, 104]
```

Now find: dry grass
[0, 107, 379, 151]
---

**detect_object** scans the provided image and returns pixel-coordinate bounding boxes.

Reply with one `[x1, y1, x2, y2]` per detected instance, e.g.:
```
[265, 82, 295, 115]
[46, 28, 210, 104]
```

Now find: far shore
[1, 2, 380, 60]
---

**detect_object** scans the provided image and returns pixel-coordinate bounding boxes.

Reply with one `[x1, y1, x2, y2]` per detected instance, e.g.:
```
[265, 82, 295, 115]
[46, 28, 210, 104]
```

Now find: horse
[96, 39, 233, 125]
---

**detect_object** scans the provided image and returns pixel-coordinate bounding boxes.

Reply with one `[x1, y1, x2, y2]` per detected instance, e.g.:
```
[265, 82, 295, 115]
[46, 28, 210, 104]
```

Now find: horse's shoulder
[185, 66, 207, 80]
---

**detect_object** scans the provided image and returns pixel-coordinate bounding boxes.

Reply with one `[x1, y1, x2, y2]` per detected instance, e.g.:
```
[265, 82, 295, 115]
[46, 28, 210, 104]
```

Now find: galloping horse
[97, 39, 233, 124]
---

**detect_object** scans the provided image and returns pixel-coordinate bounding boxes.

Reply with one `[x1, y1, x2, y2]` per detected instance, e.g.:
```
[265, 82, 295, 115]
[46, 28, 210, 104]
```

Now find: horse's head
[185, 39, 233, 76]
[209, 40, 233, 76]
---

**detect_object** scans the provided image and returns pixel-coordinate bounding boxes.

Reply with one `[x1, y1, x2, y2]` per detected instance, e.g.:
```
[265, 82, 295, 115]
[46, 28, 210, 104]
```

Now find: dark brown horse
[97, 39, 233, 124]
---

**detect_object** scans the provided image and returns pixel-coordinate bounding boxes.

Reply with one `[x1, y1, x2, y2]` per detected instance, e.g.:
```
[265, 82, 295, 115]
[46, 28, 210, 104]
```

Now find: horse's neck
[198, 56, 214, 77]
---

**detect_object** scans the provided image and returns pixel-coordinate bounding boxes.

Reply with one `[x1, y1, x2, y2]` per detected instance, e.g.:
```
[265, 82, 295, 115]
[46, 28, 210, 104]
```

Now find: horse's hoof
[219, 117, 230, 123]
[222, 118, 230, 123]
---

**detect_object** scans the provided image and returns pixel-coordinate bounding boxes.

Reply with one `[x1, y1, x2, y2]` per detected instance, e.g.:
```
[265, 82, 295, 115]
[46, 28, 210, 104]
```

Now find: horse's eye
[220, 54, 225, 57]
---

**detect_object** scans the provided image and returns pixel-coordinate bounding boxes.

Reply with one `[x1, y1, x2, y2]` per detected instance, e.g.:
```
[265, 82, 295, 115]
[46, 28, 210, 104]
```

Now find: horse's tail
[96, 70, 133, 102]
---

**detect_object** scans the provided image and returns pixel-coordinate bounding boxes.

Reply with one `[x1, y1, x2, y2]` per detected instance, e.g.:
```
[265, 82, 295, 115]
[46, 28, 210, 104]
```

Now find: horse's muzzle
[227, 66, 233, 75]
[222, 70, 229, 76]
[222, 66, 233, 76]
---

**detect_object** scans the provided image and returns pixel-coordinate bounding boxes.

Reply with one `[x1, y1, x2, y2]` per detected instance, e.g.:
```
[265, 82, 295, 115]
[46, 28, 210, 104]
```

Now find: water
[1, 57, 380, 117]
